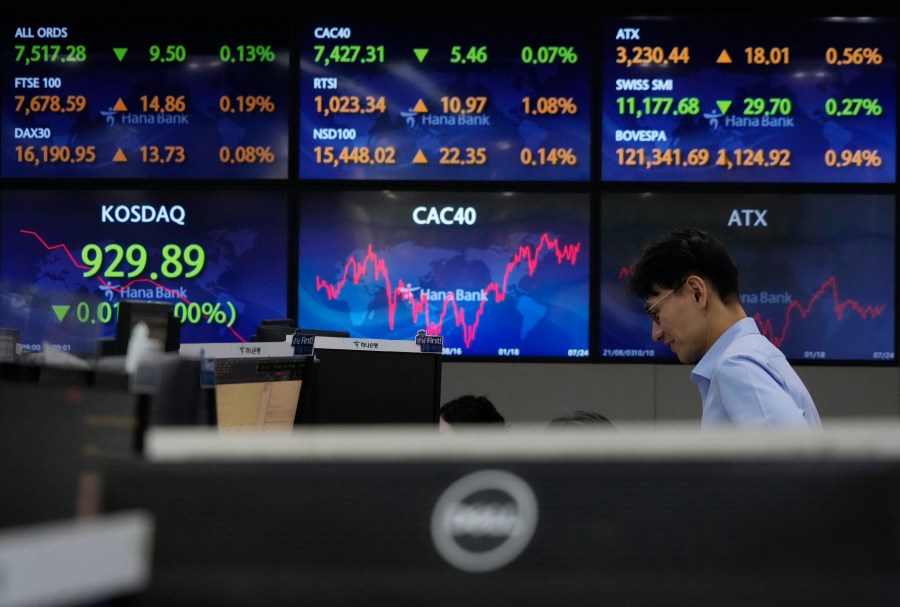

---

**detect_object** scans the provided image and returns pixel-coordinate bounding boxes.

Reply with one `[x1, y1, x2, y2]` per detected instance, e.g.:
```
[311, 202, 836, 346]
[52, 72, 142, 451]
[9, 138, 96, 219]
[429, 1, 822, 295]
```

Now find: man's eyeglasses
[644, 278, 687, 324]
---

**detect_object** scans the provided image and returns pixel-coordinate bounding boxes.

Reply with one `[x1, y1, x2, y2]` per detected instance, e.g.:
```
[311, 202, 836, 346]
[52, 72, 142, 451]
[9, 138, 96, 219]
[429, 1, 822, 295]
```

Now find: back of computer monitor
[150, 355, 215, 427]
[98, 446, 900, 606]
[1, 376, 144, 528]
[103, 300, 180, 356]
[252, 319, 296, 343]
[297, 348, 439, 425]
[297, 328, 350, 338]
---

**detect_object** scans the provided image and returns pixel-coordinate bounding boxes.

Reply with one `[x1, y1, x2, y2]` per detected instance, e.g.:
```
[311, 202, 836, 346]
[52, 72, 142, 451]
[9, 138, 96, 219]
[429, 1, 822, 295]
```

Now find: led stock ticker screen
[599, 193, 896, 364]
[299, 19, 590, 181]
[0, 190, 289, 356]
[298, 191, 590, 359]
[602, 16, 896, 183]
[2, 17, 289, 179]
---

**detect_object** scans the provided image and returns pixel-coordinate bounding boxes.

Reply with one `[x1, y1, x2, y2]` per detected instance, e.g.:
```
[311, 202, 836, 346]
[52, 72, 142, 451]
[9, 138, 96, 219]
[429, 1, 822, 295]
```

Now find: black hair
[627, 227, 741, 303]
[440, 394, 505, 424]
[548, 410, 615, 429]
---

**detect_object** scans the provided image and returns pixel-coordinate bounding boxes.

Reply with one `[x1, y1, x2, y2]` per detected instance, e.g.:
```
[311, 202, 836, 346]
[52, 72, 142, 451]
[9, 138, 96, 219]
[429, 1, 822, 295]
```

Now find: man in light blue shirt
[628, 227, 821, 429]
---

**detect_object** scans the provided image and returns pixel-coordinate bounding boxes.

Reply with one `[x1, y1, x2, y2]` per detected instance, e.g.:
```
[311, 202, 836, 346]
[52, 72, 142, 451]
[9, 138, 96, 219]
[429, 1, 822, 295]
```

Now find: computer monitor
[0, 328, 19, 362]
[99, 425, 900, 605]
[105, 300, 180, 357]
[297, 328, 350, 339]
[148, 354, 216, 428]
[0, 375, 144, 528]
[212, 356, 307, 431]
[297, 347, 441, 425]
[252, 319, 297, 343]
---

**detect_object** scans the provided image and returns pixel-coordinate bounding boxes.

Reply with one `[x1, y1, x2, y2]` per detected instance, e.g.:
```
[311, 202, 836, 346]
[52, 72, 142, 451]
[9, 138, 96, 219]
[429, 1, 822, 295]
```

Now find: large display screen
[299, 17, 590, 181]
[601, 15, 896, 183]
[0, 190, 289, 355]
[1, 16, 289, 179]
[600, 192, 896, 364]
[298, 190, 590, 359]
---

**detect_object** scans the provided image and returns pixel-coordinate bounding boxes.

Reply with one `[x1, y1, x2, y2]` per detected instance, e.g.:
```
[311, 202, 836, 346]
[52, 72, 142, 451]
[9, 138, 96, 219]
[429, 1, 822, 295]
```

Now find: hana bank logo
[430, 469, 538, 573]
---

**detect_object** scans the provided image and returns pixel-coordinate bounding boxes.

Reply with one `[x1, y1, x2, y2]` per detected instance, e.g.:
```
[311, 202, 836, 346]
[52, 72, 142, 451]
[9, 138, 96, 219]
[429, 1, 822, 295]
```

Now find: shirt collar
[691, 317, 760, 380]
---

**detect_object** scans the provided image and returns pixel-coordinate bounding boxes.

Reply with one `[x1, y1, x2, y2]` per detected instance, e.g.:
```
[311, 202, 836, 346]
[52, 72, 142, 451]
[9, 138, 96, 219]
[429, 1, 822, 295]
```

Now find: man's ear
[685, 275, 705, 303]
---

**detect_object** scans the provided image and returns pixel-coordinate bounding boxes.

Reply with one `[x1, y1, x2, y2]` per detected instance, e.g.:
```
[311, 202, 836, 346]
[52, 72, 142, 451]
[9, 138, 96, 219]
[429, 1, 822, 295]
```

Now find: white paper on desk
[216, 379, 301, 431]
[255, 380, 302, 428]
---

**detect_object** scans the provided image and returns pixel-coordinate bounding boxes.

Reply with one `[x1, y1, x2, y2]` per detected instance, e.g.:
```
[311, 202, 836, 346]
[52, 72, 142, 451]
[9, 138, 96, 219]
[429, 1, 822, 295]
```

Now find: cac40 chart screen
[298, 190, 590, 359]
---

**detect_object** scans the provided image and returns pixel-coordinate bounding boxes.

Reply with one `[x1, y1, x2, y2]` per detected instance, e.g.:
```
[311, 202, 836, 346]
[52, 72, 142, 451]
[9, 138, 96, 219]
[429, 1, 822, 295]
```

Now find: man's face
[644, 281, 705, 364]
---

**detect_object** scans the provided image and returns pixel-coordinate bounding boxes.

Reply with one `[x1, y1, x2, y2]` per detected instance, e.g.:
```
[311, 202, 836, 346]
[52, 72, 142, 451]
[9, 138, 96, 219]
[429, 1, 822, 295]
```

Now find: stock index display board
[299, 17, 591, 181]
[1, 16, 289, 179]
[600, 193, 895, 364]
[0, 190, 289, 355]
[3, 14, 894, 183]
[601, 15, 896, 183]
[0, 12, 897, 366]
[298, 190, 590, 359]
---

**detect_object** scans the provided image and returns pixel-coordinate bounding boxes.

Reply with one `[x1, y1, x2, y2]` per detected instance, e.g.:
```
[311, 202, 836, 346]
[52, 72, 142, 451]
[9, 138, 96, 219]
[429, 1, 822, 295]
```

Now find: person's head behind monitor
[548, 410, 615, 429]
[439, 394, 504, 430]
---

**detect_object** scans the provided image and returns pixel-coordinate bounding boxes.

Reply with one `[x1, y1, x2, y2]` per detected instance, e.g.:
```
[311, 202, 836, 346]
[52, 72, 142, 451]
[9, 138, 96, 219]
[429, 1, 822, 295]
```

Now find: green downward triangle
[413, 48, 429, 63]
[51, 305, 70, 322]
[716, 100, 732, 115]
[113, 48, 128, 61]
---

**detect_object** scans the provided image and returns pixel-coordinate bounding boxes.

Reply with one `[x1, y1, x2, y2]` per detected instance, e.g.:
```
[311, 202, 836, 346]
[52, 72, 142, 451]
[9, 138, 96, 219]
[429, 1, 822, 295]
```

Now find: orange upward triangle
[716, 49, 732, 64]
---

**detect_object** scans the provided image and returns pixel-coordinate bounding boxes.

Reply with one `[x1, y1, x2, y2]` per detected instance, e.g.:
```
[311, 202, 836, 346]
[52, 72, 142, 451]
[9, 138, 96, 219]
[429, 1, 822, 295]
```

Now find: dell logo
[448, 502, 518, 536]
[431, 469, 538, 573]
